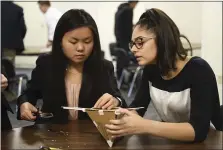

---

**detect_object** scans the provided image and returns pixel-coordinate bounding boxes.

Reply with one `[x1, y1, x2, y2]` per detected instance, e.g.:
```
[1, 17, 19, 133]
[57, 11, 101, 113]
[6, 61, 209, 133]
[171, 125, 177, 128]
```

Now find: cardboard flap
[62, 106, 144, 147]
[86, 110, 117, 124]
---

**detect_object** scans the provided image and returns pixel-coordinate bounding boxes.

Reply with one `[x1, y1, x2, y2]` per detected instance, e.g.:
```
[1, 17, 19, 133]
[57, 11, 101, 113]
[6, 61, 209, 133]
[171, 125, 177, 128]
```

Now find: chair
[109, 43, 118, 61]
[180, 34, 193, 56]
[127, 66, 143, 98]
[110, 45, 142, 95]
[1, 58, 28, 99]
[116, 50, 143, 98]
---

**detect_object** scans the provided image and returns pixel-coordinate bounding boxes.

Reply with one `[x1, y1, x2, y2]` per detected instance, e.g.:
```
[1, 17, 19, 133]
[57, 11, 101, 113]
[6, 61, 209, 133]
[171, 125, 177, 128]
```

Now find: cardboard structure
[62, 107, 143, 147]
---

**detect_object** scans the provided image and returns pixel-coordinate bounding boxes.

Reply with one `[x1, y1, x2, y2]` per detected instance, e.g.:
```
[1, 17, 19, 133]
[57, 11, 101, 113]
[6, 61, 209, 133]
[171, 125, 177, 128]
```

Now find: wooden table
[1, 120, 222, 150]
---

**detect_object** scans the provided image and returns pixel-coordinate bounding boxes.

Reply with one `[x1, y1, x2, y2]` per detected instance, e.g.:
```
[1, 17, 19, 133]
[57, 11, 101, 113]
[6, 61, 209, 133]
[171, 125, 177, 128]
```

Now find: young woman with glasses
[106, 8, 222, 142]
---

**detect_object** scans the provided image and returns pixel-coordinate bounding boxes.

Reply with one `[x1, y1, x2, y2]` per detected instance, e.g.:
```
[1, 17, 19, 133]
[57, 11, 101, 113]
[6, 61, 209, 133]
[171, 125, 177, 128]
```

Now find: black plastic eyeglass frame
[129, 37, 155, 50]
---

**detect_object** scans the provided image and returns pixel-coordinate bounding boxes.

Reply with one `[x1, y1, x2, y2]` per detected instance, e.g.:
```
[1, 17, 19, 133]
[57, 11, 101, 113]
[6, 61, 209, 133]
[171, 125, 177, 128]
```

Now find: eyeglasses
[129, 37, 155, 50]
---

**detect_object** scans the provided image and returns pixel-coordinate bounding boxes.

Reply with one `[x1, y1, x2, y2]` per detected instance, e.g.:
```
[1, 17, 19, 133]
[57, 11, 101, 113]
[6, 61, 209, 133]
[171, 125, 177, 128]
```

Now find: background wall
[201, 3, 222, 79]
[201, 3, 222, 104]
[15, 1, 202, 60]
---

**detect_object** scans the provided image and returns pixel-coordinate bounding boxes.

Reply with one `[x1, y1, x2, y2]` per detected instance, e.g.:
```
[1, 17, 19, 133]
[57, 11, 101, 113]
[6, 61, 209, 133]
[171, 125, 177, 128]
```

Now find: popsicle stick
[62, 106, 86, 112]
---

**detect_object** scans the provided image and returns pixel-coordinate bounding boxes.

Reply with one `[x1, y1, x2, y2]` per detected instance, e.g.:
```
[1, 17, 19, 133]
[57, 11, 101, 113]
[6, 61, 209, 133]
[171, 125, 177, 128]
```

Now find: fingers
[107, 98, 120, 109]
[118, 108, 133, 116]
[109, 118, 126, 125]
[105, 123, 122, 130]
[20, 102, 37, 121]
[94, 93, 120, 109]
[1, 81, 8, 86]
[93, 94, 104, 108]
[106, 122, 127, 136]
[106, 120, 130, 138]
[1, 82, 8, 88]
[107, 104, 115, 110]
[106, 118, 129, 138]
[94, 97, 109, 109]
[1, 79, 8, 85]
[102, 99, 113, 109]
[94, 93, 112, 109]
[21, 110, 36, 121]
[30, 105, 38, 113]
[107, 128, 126, 136]
[1, 74, 4, 80]
[1, 74, 8, 82]
[1, 74, 8, 90]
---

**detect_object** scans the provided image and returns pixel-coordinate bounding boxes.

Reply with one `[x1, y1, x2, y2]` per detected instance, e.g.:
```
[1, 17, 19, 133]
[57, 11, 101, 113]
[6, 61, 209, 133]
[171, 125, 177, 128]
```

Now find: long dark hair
[50, 9, 103, 110]
[52, 9, 102, 75]
[136, 8, 188, 76]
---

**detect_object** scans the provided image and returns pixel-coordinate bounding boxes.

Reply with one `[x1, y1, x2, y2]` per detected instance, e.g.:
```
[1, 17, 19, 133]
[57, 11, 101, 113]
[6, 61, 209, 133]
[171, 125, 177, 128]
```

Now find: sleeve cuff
[116, 97, 123, 107]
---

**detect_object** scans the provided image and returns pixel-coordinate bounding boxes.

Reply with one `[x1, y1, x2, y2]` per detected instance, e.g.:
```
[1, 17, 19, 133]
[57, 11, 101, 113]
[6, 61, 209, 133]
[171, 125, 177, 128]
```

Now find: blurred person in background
[38, 0, 62, 48]
[1, 0, 27, 65]
[114, 0, 138, 79]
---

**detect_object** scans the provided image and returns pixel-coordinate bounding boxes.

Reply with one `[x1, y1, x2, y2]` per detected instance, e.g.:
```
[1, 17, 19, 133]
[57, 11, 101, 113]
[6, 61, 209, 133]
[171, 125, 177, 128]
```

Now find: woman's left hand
[94, 93, 120, 109]
[1, 74, 8, 91]
[105, 108, 146, 138]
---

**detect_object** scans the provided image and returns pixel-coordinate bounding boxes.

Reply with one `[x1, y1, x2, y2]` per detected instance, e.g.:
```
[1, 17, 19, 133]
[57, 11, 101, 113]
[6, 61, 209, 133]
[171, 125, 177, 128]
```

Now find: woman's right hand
[20, 102, 38, 121]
